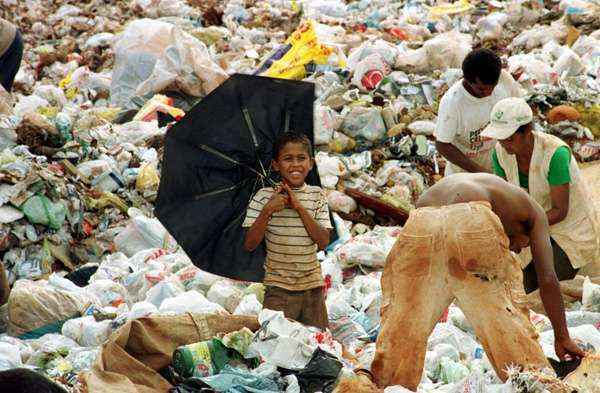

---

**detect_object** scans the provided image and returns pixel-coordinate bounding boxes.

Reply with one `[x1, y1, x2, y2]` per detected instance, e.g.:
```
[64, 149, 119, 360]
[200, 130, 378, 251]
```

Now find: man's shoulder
[439, 81, 467, 108]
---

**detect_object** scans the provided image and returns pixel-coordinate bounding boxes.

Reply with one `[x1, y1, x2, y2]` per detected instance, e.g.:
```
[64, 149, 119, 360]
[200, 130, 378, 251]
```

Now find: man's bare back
[415, 173, 585, 360]
[417, 173, 539, 252]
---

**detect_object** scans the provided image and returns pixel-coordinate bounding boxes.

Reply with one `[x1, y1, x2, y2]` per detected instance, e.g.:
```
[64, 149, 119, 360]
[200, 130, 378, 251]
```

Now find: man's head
[462, 49, 502, 98]
[272, 132, 314, 187]
[481, 97, 533, 154]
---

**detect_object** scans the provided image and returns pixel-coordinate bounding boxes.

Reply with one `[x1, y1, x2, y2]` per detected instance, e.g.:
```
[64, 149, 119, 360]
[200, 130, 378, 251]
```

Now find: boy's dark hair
[462, 48, 502, 85]
[273, 132, 313, 160]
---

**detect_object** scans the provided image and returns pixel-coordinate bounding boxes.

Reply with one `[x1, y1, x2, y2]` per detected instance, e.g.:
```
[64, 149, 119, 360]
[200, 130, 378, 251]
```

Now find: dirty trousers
[371, 202, 550, 389]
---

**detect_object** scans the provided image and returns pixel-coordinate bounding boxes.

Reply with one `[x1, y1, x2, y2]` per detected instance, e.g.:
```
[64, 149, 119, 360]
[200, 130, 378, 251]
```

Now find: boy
[243, 132, 332, 329]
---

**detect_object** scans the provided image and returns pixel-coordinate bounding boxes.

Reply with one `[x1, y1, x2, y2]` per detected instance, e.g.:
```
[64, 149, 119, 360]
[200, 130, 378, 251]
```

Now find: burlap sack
[83, 313, 259, 393]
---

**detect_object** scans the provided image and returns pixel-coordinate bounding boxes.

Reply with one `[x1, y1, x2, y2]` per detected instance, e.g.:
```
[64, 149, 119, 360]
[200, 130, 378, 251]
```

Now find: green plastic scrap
[20, 194, 67, 230]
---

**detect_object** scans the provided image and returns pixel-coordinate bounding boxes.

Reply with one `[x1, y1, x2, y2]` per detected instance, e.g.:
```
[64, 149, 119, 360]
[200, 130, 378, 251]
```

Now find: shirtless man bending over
[371, 173, 584, 390]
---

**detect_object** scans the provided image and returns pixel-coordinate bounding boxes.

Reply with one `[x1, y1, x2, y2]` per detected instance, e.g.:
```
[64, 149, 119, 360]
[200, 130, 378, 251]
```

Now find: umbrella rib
[196, 143, 265, 179]
[193, 183, 241, 200]
[240, 106, 276, 187]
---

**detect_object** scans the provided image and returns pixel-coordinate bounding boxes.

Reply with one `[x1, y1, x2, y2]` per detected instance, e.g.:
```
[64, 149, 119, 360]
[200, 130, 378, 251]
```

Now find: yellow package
[261, 20, 343, 80]
[427, 0, 473, 17]
[136, 162, 160, 192]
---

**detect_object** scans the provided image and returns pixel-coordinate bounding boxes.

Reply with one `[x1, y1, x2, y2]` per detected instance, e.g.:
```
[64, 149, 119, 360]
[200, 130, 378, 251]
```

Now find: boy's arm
[282, 183, 330, 250]
[243, 187, 287, 251]
[244, 208, 273, 252]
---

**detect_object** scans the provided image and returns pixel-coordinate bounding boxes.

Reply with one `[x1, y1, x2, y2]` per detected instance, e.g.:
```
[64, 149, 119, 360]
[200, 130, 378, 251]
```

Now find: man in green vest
[481, 97, 600, 293]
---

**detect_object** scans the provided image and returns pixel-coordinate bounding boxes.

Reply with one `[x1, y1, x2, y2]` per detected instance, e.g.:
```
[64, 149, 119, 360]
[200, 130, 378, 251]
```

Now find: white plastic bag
[554, 48, 586, 77]
[315, 152, 347, 189]
[341, 106, 386, 142]
[327, 191, 357, 214]
[314, 104, 341, 145]
[62, 316, 112, 347]
[86, 279, 129, 307]
[582, 277, 600, 312]
[128, 301, 159, 320]
[207, 280, 244, 313]
[114, 210, 175, 257]
[159, 291, 227, 315]
[0, 342, 22, 371]
[407, 120, 436, 136]
[233, 294, 263, 316]
[111, 19, 227, 108]
[145, 279, 185, 308]
[175, 265, 222, 292]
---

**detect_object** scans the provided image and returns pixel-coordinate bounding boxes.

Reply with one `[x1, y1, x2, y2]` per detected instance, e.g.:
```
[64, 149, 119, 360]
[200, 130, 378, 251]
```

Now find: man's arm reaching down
[528, 201, 585, 359]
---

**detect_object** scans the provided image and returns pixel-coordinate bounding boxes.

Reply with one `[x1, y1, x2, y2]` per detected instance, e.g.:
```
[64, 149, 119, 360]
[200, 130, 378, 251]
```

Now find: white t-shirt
[435, 70, 523, 176]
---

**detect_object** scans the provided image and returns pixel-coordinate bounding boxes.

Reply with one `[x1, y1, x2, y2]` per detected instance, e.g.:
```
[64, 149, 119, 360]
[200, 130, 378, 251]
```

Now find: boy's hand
[264, 186, 288, 215]
[281, 183, 302, 210]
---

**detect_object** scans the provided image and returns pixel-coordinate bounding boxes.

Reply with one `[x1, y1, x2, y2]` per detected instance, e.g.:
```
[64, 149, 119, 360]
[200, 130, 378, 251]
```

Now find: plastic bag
[327, 191, 357, 214]
[407, 120, 436, 136]
[247, 310, 317, 370]
[351, 54, 391, 92]
[133, 94, 185, 122]
[7, 280, 92, 338]
[0, 342, 22, 371]
[175, 265, 222, 292]
[62, 316, 112, 347]
[207, 280, 244, 313]
[114, 210, 175, 257]
[135, 162, 160, 193]
[86, 279, 129, 308]
[554, 48, 585, 77]
[314, 104, 342, 145]
[233, 294, 263, 316]
[110, 19, 227, 108]
[340, 106, 386, 142]
[128, 301, 159, 320]
[20, 195, 67, 230]
[347, 40, 398, 69]
[159, 290, 227, 315]
[145, 279, 185, 308]
[582, 277, 600, 312]
[315, 152, 347, 189]
[259, 20, 344, 80]
[396, 31, 471, 73]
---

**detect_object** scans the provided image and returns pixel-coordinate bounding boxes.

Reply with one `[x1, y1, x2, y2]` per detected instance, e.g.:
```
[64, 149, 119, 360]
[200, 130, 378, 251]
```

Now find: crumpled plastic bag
[0, 342, 22, 371]
[582, 277, 600, 312]
[110, 19, 227, 108]
[145, 279, 185, 308]
[86, 279, 129, 308]
[62, 316, 112, 347]
[396, 31, 472, 74]
[135, 161, 160, 193]
[20, 195, 67, 230]
[314, 104, 342, 145]
[207, 280, 244, 313]
[327, 191, 357, 214]
[114, 208, 176, 257]
[351, 53, 391, 92]
[128, 301, 158, 320]
[315, 152, 347, 189]
[347, 39, 398, 69]
[341, 106, 386, 142]
[159, 290, 227, 315]
[247, 309, 317, 370]
[7, 279, 92, 338]
[233, 294, 263, 317]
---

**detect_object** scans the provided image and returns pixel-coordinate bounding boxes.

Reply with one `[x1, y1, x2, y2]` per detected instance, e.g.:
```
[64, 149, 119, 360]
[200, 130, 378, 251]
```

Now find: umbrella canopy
[155, 74, 320, 282]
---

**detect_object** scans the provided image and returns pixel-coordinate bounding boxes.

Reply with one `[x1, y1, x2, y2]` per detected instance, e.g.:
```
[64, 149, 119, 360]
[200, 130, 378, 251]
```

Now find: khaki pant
[371, 202, 550, 389]
[263, 285, 328, 330]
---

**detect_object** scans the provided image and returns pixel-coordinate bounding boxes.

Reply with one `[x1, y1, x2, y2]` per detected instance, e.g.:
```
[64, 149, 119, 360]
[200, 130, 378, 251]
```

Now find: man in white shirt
[435, 49, 523, 176]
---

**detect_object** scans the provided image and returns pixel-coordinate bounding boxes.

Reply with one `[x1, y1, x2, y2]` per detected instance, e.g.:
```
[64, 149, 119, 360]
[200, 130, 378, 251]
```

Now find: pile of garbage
[0, 0, 599, 392]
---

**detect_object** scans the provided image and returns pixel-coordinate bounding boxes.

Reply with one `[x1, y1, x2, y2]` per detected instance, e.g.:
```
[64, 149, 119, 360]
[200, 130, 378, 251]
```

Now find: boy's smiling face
[272, 142, 314, 187]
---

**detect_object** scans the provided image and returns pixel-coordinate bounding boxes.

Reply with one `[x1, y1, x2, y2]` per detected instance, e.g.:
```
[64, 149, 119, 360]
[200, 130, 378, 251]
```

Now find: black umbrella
[155, 74, 320, 282]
